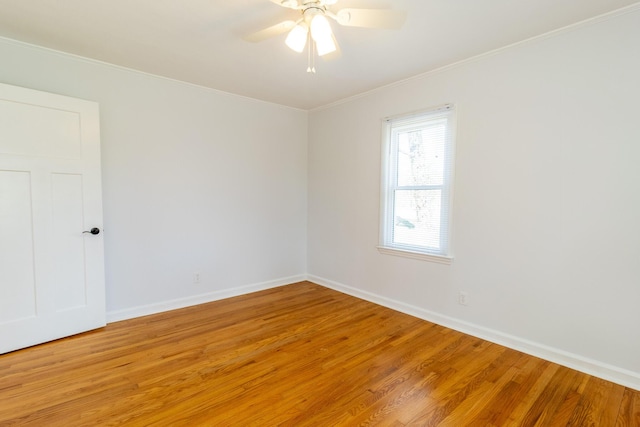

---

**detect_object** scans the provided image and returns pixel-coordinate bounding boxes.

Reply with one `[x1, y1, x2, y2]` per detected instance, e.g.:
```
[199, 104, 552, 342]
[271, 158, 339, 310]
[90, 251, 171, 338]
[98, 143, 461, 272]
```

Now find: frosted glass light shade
[315, 36, 336, 56]
[310, 15, 332, 40]
[310, 15, 336, 56]
[285, 23, 308, 53]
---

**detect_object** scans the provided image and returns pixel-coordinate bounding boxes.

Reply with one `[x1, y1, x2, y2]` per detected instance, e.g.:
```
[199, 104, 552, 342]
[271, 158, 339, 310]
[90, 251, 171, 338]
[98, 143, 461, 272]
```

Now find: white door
[0, 83, 106, 354]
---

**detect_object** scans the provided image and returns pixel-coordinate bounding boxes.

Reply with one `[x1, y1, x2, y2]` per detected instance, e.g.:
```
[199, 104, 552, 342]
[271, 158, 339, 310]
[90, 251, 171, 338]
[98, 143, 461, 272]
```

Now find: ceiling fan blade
[270, 0, 300, 9]
[334, 8, 407, 29]
[243, 20, 296, 43]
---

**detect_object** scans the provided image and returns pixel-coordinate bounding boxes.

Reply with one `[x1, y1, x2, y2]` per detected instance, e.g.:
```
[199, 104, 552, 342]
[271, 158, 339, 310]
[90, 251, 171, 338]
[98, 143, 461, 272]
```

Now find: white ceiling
[0, 0, 638, 110]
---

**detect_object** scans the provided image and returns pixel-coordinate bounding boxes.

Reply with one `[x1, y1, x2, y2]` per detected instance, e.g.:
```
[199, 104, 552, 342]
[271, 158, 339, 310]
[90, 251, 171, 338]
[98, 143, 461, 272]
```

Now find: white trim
[106, 274, 306, 323]
[0, 36, 307, 113]
[3, 2, 638, 113]
[307, 274, 640, 392]
[310, 2, 640, 112]
[383, 103, 454, 123]
[377, 246, 453, 265]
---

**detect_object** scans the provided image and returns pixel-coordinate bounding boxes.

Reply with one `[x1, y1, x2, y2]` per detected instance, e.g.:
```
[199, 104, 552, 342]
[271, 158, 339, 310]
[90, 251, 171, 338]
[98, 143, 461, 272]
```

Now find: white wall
[308, 8, 640, 388]
[0, 38, 308, 319]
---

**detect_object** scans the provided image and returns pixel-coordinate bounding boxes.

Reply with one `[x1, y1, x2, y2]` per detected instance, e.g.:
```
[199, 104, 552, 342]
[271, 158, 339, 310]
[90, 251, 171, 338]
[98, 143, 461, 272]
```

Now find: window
[379, 104, 455, 263]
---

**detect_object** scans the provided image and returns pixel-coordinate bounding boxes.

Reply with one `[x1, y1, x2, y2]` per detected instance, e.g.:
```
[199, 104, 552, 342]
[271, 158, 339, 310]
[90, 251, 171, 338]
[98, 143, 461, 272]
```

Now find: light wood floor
[1, 281, 638, 426]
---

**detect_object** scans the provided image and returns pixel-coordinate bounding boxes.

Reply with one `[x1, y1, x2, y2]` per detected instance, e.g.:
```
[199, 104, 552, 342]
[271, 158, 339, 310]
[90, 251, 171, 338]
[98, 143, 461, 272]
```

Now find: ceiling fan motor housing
[303, 5, 327, 22]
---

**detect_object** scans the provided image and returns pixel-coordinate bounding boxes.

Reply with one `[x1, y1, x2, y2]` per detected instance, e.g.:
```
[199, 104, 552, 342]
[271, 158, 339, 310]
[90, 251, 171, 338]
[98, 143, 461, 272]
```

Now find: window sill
[376, 246, 453, 265]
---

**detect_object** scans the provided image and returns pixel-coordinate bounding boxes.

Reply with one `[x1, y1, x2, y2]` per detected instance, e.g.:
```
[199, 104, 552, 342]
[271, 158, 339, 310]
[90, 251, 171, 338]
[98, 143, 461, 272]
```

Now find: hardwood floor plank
[526, 366, 582, 426]
[0, 281, 638, 426]
[616, 388, 640, 427]
[470, 357, 558, 426]
[601, 383, 627, 426]
[402, 346, 522, 426]
[567, 376, 616, 426]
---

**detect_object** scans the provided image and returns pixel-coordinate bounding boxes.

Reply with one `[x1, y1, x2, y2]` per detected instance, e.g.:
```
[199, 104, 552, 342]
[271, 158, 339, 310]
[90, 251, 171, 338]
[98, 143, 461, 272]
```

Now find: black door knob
[83, 227, 101, 235]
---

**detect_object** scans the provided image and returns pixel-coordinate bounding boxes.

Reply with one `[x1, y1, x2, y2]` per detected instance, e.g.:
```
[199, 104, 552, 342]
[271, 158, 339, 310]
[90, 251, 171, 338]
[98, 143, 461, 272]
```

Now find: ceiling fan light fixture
[252, 0, 408, 72]
[285, 23, 308, 53]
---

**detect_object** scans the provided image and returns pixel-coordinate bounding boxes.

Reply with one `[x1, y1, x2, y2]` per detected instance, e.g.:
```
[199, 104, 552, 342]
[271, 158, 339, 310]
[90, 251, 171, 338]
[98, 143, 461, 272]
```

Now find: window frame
[378, 104, 455, 264]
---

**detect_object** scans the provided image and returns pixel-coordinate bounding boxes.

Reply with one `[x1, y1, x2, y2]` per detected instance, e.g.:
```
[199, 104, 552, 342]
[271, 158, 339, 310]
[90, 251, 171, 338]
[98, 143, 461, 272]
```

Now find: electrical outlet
[193, 272, 201, 284]
[458, 291, 469, 306]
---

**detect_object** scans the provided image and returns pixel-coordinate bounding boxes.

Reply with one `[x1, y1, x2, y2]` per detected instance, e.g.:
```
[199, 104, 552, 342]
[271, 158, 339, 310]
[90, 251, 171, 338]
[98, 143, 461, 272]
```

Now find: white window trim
[376, 246, 453, 264]
[378, 104, 455, 264]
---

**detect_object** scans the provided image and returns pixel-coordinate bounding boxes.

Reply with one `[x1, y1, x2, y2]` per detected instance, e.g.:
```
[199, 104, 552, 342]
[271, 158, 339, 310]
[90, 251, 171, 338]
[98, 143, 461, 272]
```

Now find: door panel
[0, 170, 37, 324]
[0, 98, 81, 159]
[52, 173, 87, 311]
[0, 83, 105, 353]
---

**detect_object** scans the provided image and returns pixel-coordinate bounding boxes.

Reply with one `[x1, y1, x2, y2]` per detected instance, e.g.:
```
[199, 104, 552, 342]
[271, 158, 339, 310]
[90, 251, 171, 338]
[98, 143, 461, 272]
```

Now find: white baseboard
[307, 274, 640, 392]
[106, 274, 307, 323]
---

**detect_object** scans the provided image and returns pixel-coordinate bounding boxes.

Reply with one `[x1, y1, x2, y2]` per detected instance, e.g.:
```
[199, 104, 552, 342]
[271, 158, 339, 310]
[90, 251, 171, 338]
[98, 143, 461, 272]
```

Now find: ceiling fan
[244, 0, 406, 72]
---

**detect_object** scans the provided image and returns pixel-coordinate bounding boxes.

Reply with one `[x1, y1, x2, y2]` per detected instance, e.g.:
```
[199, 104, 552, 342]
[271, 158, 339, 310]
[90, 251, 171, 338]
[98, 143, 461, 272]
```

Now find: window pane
[396, 122, 446, 186]
[393, 189, 441, 249]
